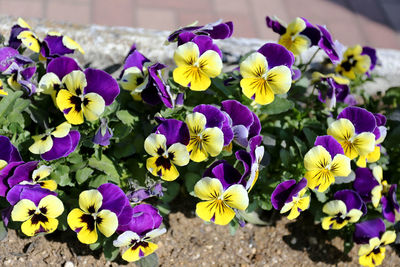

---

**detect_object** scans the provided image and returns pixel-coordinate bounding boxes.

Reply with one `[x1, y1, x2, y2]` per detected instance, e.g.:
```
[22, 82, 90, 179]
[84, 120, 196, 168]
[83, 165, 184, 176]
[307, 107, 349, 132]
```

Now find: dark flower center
[88, 205, 96, 214]
[136, 77, 144, 85]
[155, 156, 172, 170]
[69, 95, 82, 112]
[130, 240, 149, 251]
[331, 212, 350, 224]
[31, 213, 49, 225]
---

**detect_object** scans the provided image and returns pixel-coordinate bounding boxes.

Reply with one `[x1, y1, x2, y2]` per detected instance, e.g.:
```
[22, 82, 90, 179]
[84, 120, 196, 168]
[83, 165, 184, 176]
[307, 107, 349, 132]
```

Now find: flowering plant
[0, 16, 399, 266]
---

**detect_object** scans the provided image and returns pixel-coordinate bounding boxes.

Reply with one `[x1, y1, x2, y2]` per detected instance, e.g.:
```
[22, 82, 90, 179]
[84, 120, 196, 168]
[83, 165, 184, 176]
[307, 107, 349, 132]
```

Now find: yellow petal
[296, 195, 311, 211]
[144, 133, 167, 157]
[11, 199, 36, 222]
[79, 189, 103, 213]
[96, 209, 118, 237]
[62, 70, 87, 96]
[67, 208, 86, 231]
[173, 42, 199, 67]
[330, 154, 351, 177]
[381, 230, 396, 245]
[17, 18, 31, 29]
[32, 165, 52, 181]
[82, 93, 105, 121]
[113, 231, 140, 247]
[120, 67, 146, 91]
[77, 224, 98, 244]
[62, 35, 85, 54]
[372, 166, 383, 183]
[38, 195, 64, 218]
[304, 145, 332, 171]
[353, 132, 376, 156]
[40, 217, 59, 234]
[223, 184, 249, 210]
[196, 199, 235, 225]
[51, 122, 71, 138]
[168, 143, 190, 166]
[198, 50, 222, 78]
[56, 89, 84, 125]
[286, 205, 300, 220]
[266, 65, 292, 94]
[17, 31, 40, 53]
[239, 52, 268, 78]
[39, 180, 58, 191]
[39, 72, 62, 96]
[29, 135, 53, 154]
[286, 17, 307, 35]
[327, 118, 355, 143]
[366, 146, 381, 163]
[122, 246, 141, 262]
[354, 54, 371, 74]
[240, 77, 274, 105]
[305, 169, 335, 192]
[321, 216, 335, 230]
[186, 112, 206, 135]
[21, 218, 41, 236]
[347, 209, 363, 223]
[201, 127, 224, 157]
[371, 185, 383, 208]
[289, 35, 311, 56]
[194, 177, 223, 201]
[323, 200, 347, 216]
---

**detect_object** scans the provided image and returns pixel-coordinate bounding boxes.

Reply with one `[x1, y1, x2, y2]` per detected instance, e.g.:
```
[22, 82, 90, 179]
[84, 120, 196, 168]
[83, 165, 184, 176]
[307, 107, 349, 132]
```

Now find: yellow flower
[321, 200, 362, 230]
[173, 42, 222, 91]
[186, 112, 224, 162]
[239, 52, 292, 105]
[280, 188, 310, 220]
[11, 195, 64, 236]
[29, 122, 71, 155]
[278, 17, 311, 56]
[17, 30, 41, 53]
[336, 45, 371, 80]
[194, 177, 249, 225]
[358, 231, 396, 267]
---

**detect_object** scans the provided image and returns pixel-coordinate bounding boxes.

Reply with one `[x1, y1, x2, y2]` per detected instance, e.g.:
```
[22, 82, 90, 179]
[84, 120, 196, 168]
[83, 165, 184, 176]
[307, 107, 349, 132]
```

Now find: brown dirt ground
[1, 197, 400, 267]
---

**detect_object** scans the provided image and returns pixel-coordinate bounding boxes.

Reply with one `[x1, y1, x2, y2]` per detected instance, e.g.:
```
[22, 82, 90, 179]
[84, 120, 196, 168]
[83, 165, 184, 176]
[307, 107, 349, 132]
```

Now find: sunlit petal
[194, 177, 223, 201]
[96, 209, 118, 237]
[79, 189, 103, 213]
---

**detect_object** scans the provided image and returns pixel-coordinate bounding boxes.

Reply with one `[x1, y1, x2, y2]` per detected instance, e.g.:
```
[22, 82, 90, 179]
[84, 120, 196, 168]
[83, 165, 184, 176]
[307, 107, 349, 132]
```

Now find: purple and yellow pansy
[304, 135, 351, 192]
[239, 43, 293, 105]
[335, 45, 371, 80]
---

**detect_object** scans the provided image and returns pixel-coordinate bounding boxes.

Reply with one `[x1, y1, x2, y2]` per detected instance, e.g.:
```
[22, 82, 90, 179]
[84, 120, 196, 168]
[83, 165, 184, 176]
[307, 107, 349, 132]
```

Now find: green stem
[301, 48, 320, 72]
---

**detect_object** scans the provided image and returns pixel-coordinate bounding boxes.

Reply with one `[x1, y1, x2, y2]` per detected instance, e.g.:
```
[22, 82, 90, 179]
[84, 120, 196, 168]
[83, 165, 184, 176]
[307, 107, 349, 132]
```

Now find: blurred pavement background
[0, 0, 399, 49]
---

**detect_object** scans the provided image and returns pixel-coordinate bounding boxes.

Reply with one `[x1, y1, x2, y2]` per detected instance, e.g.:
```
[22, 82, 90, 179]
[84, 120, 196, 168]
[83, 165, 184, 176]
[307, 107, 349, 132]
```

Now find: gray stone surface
[1, 15, 399, 95]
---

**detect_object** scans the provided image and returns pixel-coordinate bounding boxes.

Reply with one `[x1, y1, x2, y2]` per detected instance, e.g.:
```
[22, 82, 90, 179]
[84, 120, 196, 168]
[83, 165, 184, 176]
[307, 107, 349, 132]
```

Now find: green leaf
[238, 210, 267, 225]
[116, 110, 137, 126]
[293, 136, 307, 156]
[103, 238, 120, 261]
[0, 90, 23, 117]
[0, 219, 7, 241]
[136, 253, 159, 267]
[88, 155, 120, 180]
[51, 165, 72, 187]
[279, 149, 290, 167]
[161, 182, 180, 203]
[260, 96, 294, 115]
[184, 172, 201, 193]
[76, 167, 94, 185]
[13, 98, 31, 113]
[89, 241, 102, 251]
[303, 128, 317, 146]
[88, 174, 108, 188]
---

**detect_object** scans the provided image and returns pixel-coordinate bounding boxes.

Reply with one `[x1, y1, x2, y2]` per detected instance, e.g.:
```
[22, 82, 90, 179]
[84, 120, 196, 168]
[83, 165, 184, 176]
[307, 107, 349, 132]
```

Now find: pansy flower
[114, 204, 165, 262]
[328, 107, 376, 161]
[271, 178, 310, 220]
[317, 25, 344, 64]
[240, 43, 293, 105]
[354, 218, 396, 267]
[18, 165, 57, 191]
[195, 161, 249, 225]
[312, 72, 356, 109]
[168, 20, 233, 43]
[354, 166, 400, 223]
[127, 183, 163, 203]
[173, 36, 223, 91]
[321, 190, 365, 230]
[186, 111, 224, 162]
[28, 122, 80, 161]
[93, 118, 113, 146]
[39, 56, 119, 124]
[40, 31, 84, 59]
[144, 133, 190, 181]
[11, 194, 64, 236]
[2, 54, 37, 95]
[220, 100, 261, 148]
[0, 161, 38, 198]
[67, 189, 119, 244]
[266, 16, 320, 56]
[304, 135, 351, 192]
[362, 46, 378, 77]
[8, 18, 32, 50]
[335, 45, 371, 80]
[356, 113, 387, 167]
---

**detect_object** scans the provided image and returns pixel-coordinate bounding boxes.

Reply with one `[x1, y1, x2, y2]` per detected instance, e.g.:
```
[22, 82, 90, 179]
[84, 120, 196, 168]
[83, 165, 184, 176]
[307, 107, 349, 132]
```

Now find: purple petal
[98, 183, 131, 225]
[235, 150, 252, 183]
[191, 35, 222, 58]
[47, 56, 81, 80]
[207, 21, 233, 39]
[193, 104, 225, 129]
[221, 100, 253, 128]
[374, 113, 386, 127]
[353, 168, 379, 203]
[6, 184, 56, 206]
[7, 161, 38, 188]
[84, 68, 120, 106]
[265, 16, 286, 35]
[337, 107, 376, 134]
[286, 178, 308, 204]
[1, 206, 12, 226]
[334, 189, 365, 214]
[362, 46, 377, 71]
[175, 93, 184, 106]
[141, 82, 162, 106]
[258, 43, 294, 69]
[221, 112, 234, 146]
[0, 136, 21, 163]
[43, 35, 74, 57]
[381, 184, 400, 223]
[292, 68, 302, 81]
[127, 189, 151, 203]
[64, 131, 80, 156]
[0, 161, 24, 197]
[0, 47, 19, 72]
[354, 218, 385, 244]
[314, 135, 344, 158]
[8, 25, 27, 50]
[300, 18, 321, 46]
[233, 125, 249, 147]
[93, 121, 112, 147]
[20, 66, 36, 80]
[119, 204, 162, 236]
[317, 25, 341, 64]
[41, 135, 72, 161]
[177, 32, 196, 46]
[271, 179, 296, 210]
[147, 63, 173, 108]
[207, 161, 244, 190]
[123, 49, 149, 71]
[154, 118, 190, 146]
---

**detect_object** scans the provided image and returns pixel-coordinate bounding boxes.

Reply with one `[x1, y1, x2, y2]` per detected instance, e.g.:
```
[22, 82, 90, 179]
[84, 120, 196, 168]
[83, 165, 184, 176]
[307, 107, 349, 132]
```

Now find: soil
[1, 195, 400, 267]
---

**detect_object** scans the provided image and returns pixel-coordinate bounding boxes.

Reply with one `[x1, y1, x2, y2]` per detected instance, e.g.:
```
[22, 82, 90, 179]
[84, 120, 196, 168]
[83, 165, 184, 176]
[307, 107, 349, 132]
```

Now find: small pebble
[64, 261, 74, 267]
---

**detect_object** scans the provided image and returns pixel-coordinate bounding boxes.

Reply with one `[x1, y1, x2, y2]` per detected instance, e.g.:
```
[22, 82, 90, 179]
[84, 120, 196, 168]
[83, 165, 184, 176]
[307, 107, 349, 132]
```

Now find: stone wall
[1, 15, 399, 95]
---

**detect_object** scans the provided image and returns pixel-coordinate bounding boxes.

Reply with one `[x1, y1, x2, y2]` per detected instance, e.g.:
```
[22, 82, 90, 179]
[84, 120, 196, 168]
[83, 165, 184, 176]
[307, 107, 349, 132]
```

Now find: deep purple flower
[315, 75, 356, 109]
[354, 218, 386, 244]
[203, 160, 246, 190]
[35, 130, 80, 161]
[40, 33, 84, 59]
[7, 20, 30, 50]
[168, 20, 233, 43]
[258, 42, 295, 70]
[0, 135, 22, 165]
[154, 118, 190, 146]
[271, 178, 308, 210]
[381, 184, 400, 223]
[0, 47, 19, 72]
[0, 161, 36, 197]
[93, 118, 113, 146]
[337, 106, 377, 134]
[353, 167, 379, 203]
[317, 25, 344, 64]
[334, 189, 367, 215]
[97, 183, 134, 231]
[362, 46, 378, 73]
[117, 204, 162, 236]
[314, 135, 344, 158]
